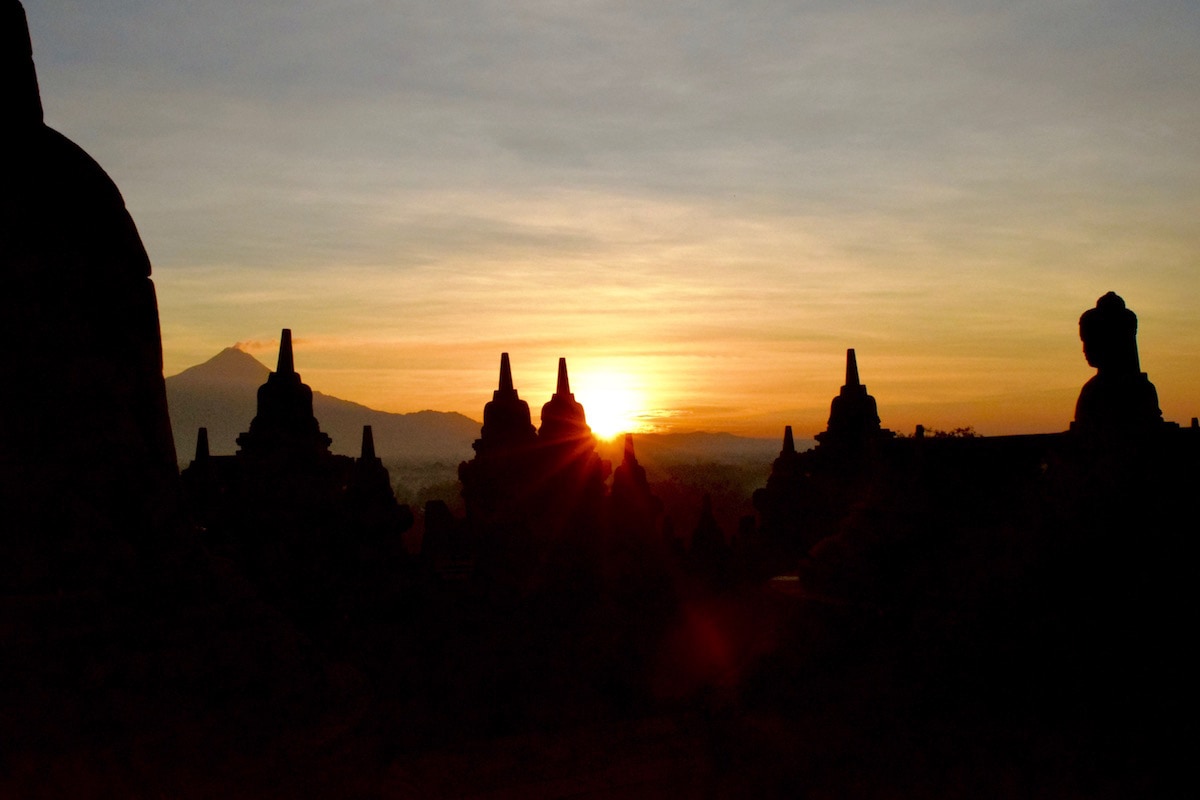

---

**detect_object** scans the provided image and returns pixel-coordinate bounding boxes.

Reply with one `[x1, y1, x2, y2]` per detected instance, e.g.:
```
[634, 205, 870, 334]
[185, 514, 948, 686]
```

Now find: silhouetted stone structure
[535, 357, 609, 536]
[750, 301, 1199, 581]
[688, 493, 732, 585]
[9, 26, 1199, 785]
[748, 294, 1199, 709]
[420, 498, 475, 582]
[734, 296, 1199, 795]
[459, 354, 609, 534]
[3, 13, 363, 792]
[195, 425, 211, 459]
[458, 353, 540, 527]
[750, 426, 811, 573]
[478, 352, 539, 453]
[815, 348, 891, 451]
[236, 329, 334, 458]
[437, 410, 745, 595]
[750, 352, 902, 575]
[181, 331, 410, 613]
[348, 424, 411, 534]
[184, 331, 336, 526]
[605, 433, 666, 583]
[539, 357, 591, 447]
[609, 433, 663, 538]
[1072, 291, 1163, 437]
[2, 0, 178, 568]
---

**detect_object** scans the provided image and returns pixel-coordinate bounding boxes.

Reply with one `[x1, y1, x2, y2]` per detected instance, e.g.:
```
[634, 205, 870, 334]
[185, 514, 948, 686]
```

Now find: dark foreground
[4, 513, 1193, 799]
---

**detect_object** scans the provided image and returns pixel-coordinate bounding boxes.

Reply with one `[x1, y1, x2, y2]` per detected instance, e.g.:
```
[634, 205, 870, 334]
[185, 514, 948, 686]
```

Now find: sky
[23, 0, 1200, 438]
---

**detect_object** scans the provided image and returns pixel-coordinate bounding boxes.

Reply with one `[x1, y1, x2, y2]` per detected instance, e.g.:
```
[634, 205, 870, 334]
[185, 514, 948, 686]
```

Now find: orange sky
[27, 2, 1200, 438]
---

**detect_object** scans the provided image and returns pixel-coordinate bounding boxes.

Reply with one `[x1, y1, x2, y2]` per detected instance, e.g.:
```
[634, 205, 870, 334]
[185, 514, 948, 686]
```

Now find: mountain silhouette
[166, 347, 480, 463]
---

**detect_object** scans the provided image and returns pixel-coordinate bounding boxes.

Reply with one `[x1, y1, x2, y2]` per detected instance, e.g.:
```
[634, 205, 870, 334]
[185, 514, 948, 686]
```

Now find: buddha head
[1079, 292, 1140, 375]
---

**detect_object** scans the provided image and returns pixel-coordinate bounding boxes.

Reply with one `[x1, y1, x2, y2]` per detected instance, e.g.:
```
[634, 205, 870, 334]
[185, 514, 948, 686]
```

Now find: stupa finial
[498, 352, 514, 394]
[276, 329, 295, 375]
[845, 348, 860, 387]
[4, 1, 43, 126]
[360, 425, 376, 460]
[556, 357, 571, 396]
[194, 427, 210, 460]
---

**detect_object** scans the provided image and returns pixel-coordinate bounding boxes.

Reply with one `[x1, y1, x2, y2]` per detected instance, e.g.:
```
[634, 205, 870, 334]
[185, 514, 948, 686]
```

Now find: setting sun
[575, 371, 649, 440]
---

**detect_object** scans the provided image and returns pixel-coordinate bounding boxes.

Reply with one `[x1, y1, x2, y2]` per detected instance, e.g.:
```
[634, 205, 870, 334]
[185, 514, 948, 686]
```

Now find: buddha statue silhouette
[1072, 292, 1163, 436]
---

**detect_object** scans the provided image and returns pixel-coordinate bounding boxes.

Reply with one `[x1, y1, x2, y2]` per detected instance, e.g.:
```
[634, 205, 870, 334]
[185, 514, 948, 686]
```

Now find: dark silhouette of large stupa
[2, 1, 178, 572]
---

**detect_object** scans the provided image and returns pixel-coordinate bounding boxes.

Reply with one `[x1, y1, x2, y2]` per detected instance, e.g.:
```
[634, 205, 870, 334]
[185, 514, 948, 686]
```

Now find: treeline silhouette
[4, 2, 1198, 795]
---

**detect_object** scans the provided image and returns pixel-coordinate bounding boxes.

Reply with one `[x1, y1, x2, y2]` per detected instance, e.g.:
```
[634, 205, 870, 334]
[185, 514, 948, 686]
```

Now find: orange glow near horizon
[166, 316, 1200, 442]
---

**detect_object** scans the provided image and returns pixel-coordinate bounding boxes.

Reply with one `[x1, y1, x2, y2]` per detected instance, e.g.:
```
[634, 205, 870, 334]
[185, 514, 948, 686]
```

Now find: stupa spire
[845, 348, 860, 387]
[236, 328, 332, 457]
[497, 352, 514, 395]
[817, 348, 884, 448]
[4, 1, 43, 127]
[609, 430, 660, 537]
[476, 352, 536, 451]
[360, 425, 376, 461]
[539, 356, 591, 444]
[276, 329, 295, 375]
[556, 357, 571, 397]
[194, 427, 210, 460]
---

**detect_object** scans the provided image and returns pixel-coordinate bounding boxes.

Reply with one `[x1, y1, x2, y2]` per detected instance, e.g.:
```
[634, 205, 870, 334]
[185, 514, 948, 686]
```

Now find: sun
[575, 371, 648, 440]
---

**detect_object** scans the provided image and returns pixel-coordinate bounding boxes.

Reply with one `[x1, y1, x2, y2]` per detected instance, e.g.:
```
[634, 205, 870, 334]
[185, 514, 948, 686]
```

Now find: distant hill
[165, 348, 481, 464]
